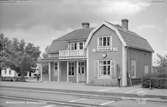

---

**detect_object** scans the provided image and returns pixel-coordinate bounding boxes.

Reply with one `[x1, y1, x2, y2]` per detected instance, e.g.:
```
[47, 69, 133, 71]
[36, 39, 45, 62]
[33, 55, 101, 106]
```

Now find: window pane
[74, 43, 77, 50]
[79, 42, 83, 49]
[99, 38, 102, 46]
[103, 37, 106, 46]
[107, 61, 110, 64]
[108, 66, 110, 75]
[103, 61, 106, 64]
[107, 37, 110, 46]
[103, 66, 106, 75]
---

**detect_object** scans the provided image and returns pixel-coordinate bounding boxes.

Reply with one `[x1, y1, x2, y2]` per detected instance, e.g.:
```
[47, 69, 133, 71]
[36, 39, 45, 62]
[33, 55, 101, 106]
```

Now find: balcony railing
[59, 49, 86, 58]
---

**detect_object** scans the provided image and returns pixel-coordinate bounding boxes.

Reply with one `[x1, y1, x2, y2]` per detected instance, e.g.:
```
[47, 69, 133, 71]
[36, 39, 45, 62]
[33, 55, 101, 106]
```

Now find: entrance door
[78, 62, 86, 82]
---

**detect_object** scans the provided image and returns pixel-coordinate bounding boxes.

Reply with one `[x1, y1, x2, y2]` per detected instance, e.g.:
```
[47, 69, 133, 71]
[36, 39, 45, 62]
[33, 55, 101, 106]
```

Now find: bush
[142, 72, 167, 89]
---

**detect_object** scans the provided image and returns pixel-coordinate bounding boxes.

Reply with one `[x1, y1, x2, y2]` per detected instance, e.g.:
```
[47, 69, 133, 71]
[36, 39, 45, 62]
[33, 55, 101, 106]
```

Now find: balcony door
[78, 61, 86, 82]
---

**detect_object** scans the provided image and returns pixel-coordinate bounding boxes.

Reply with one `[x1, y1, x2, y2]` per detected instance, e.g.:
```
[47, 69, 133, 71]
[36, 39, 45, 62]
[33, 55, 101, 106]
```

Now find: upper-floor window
[69, 42, 85, 50]
[98, 36, 112, 49]
[79, 42, 84, 50]
[71, 43, 77, 50]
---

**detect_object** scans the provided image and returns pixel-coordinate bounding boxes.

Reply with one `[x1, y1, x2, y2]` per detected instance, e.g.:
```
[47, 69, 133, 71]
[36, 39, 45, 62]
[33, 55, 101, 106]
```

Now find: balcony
[59, 50, 86, 59]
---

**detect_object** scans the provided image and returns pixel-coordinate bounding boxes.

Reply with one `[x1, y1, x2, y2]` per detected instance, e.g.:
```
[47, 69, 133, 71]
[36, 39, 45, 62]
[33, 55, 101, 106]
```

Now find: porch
[40, 60, 87, 83]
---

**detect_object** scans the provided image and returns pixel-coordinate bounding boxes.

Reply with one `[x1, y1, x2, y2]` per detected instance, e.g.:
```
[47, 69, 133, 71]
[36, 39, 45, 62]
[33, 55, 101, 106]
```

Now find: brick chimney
[121, 19, 128, 30]
[81, 22, 90, 29]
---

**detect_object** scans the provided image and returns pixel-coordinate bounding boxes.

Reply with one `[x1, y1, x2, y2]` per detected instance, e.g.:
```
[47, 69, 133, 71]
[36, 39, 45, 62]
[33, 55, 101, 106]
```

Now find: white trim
[86, 48, 89, 84]
[85, 22, 126, 48]
[122, 47, 127, 86]
[67, 61, 69, 82]
[76, 61, 79, 83]
[48, 62, 51, 81]
[57, 61, 60, 82]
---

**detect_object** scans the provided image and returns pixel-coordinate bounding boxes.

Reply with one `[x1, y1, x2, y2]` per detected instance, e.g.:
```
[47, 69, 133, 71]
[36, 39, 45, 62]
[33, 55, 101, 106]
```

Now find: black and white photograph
[0, 0, 167, 107]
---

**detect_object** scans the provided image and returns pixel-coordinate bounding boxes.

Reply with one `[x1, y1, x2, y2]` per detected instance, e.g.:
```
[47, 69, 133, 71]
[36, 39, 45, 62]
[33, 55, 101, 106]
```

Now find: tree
[42, 46, 49, 74]
[0, 34, 41, 76]
[157, 54, 167, 73]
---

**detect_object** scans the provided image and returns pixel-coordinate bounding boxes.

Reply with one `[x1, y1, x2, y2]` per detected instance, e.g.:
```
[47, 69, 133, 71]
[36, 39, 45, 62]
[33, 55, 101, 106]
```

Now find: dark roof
[47, 40, 68, 54]
[47, 22, 153, 54]
[56, 28, 94, 41]
[47, 28, 93, 53]
[107, 22, 154, 52]
[118, 29, 154, 52]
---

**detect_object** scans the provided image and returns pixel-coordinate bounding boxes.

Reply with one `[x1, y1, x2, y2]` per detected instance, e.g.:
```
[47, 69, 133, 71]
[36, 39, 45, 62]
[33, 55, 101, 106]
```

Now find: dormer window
[97, 36, 112, 49]
[69, 42, 85, 50]
[70, 43, 77, 50]
[79, 42, 84, 49]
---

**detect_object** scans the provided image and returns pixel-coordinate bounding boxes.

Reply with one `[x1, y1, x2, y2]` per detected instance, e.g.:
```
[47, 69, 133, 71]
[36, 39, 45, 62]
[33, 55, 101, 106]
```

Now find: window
[144, 65, 149, 74]
[98, 60, 112, 78]
[70, 43, 77, 50]
[55, 62, 58, 70]
[9, 70, 11, 75]
[130, 60, 136, 78]
[79, 62, 85, 74]
[69, 62, 75, 76]
[79, 42, 84, 50]
[98, 36, 111, 49]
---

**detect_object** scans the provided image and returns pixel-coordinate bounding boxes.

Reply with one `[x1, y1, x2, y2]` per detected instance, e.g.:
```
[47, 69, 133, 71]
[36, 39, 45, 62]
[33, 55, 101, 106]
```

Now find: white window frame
[69, 62, 75, 77]
[69, 42, 77, 50]
[130, 60, 136, 78]
[97, 36, 112, 50]
[79, 42, 84, 50]
[68, 42, 85, 50]
[97, 60, 112, 79]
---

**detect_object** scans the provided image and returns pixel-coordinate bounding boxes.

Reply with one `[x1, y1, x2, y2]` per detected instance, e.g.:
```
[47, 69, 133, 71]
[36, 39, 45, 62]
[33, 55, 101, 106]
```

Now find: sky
[0, 0, 167, 65]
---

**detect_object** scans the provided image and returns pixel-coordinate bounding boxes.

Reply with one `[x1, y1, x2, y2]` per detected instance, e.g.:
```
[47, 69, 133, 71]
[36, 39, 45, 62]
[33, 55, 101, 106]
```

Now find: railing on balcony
[59, 50, 86, 58]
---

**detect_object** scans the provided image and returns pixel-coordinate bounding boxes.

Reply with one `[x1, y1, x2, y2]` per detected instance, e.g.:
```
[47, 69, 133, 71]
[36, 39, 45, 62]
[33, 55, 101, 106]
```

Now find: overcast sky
[0, 0, 167, 64]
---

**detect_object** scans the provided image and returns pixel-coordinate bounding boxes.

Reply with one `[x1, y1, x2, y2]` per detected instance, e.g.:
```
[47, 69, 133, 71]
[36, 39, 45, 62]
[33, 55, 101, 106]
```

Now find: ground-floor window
[69, 62, 75, 76]
[54, 62, 58, 70]
[98, 60, 112, 78]
[144, 65, 149, 74]
[130, 60, 136, 78]
[79, 62, 85, 74]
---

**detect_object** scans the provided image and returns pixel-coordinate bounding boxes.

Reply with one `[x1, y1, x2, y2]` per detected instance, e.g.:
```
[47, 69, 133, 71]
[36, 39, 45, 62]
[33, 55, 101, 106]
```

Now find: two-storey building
[39, 19, 154, 86]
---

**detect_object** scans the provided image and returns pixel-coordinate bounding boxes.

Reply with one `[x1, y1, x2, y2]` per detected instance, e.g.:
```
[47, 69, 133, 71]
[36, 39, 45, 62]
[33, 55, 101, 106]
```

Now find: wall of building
[127, 48, 152, 79]
[87, 25, 123, 86]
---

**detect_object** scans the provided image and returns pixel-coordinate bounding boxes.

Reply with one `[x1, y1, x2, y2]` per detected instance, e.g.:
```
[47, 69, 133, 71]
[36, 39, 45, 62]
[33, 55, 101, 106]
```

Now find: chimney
[121, 19, 128, 30]
[81, 22, 90, 29]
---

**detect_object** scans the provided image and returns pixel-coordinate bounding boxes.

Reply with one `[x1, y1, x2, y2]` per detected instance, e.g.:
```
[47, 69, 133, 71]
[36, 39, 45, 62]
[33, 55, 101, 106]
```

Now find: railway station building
[38, 19, 154, 86]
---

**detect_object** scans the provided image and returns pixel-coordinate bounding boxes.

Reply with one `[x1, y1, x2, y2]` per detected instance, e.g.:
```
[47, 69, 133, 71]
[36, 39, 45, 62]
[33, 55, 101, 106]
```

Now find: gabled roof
[47, 21, 154, 54]
[108, 22, 154, 52]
